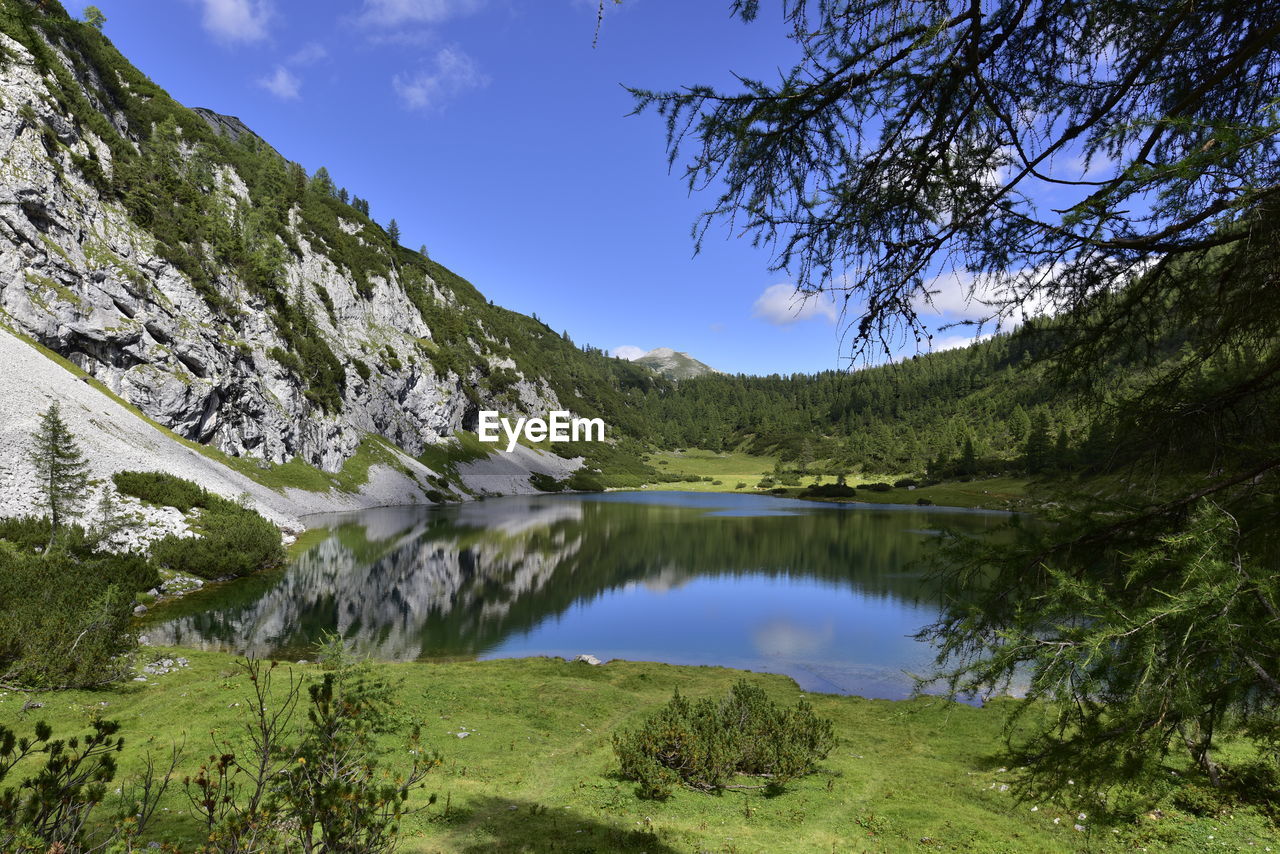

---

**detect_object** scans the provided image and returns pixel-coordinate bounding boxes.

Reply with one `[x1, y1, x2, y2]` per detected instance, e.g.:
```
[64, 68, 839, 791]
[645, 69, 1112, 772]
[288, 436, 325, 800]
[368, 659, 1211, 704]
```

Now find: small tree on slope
[28, 401, 90, 543]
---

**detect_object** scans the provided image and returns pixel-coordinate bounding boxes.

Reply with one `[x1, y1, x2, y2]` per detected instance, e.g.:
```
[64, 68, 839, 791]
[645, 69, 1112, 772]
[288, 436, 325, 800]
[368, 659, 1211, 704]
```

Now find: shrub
[566, 470, 605, 492]
[0, 515, 93, 555]
[613, 680, 834, 799]
[915, 497, 934, 506]
[0, 718, 132, 852]
[110, 473, 284, 580]
[858, 482, 894, 492]
[113, 470, 208, 512]
[800, 483, 856, 498]
[893, 478, 919, 488]
[0, 541, 154, 688]
[149, 498, 283, 580]
[529, 472, 565, 492]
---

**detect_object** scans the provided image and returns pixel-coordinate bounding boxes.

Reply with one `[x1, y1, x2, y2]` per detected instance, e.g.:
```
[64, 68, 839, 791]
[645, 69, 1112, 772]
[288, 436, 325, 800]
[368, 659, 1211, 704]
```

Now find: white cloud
[288, 42, 327, 66]
[611, 345, 647, 361]
[197, 0, 272, 43]
[258, 65, 300, 100]
[752, 283, 838, 326]
[914, 267, 1064, 323]
[930, 331, 995, 352]
[913, 270, 990, 320]
[392, 46, 487, 111]
[359, 0, 483, 27]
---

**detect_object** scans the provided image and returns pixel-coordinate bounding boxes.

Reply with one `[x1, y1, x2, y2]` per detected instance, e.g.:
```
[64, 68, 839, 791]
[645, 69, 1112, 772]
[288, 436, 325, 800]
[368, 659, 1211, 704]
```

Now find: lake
[148, 491, 1010, 699]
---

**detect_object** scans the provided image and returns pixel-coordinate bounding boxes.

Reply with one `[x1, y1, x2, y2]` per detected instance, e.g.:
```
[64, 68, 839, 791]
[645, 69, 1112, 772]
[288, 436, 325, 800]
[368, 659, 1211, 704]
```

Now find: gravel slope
[0, 328, 443, 532]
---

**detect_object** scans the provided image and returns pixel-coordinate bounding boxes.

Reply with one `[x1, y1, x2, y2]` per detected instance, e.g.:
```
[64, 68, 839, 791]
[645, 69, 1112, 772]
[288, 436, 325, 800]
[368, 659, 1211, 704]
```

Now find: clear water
[148, 491, 1009, 698]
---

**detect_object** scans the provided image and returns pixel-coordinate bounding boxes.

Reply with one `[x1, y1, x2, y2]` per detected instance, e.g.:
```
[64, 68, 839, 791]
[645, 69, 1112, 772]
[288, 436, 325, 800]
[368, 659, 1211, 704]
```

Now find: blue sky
[66, 0, 995, 375]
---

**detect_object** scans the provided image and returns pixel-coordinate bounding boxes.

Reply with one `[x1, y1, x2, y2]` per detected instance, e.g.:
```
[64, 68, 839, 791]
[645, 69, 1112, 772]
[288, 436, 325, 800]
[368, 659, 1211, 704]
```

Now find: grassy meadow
[637, 448, 1031, 510]
[1, 651, 1274, 852]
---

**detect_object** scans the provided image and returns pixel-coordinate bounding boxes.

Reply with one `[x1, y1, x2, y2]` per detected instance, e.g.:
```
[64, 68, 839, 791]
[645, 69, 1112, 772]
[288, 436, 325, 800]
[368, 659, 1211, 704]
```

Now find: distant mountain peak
[631, 347, 719, 380]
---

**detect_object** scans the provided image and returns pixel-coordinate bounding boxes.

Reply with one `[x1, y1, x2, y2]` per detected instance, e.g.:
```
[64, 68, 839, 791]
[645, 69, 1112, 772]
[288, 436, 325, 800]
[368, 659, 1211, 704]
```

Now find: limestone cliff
[0, 3, 606, 506]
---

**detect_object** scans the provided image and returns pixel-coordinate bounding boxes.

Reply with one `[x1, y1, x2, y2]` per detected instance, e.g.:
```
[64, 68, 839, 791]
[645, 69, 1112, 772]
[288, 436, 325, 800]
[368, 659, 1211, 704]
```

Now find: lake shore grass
[635, 448, 1032, 510]
[1, 650, 1273, 852]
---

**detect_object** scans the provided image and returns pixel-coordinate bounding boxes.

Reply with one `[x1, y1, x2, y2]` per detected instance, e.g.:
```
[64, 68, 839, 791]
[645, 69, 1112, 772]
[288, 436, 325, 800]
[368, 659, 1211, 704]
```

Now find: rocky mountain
[0, 1, 659, 512]
[632, 347, 719, 380]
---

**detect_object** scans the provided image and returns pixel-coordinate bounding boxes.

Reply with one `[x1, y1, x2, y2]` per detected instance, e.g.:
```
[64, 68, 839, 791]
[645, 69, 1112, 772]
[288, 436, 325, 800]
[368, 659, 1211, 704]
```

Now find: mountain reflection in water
[148, 492, 1008, 698]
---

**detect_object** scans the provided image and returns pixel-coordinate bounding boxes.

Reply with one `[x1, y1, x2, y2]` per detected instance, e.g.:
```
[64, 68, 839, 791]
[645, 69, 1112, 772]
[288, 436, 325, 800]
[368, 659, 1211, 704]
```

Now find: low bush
[858, 482, 894, 492]
[0, 540, 156, 688]
[113, 470, 208, 512]
[800, 483, 856, 498]
[0, 516, 94, 555]
[0, 717, 140, 852]
[529, 472, 565, 492]
[149, 498, 283, 580]
[613, 680, 834, 799]
[893, 478, 919, 488]
[566, 470, 605, 492]
[109, 472, 284, 580]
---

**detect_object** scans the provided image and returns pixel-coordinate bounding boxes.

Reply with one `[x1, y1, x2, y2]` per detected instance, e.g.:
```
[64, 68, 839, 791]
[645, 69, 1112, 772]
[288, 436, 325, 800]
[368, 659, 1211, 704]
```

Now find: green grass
[1, 651, 1273, 852]
[635, 449, 1033, 510]
[793, 476, 1034, 511]
[638, 449, 788, 492]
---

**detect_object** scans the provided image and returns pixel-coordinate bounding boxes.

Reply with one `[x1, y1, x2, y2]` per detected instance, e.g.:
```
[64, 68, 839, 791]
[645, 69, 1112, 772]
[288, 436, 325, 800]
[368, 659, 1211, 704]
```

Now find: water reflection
[149, 492, 1008, 698]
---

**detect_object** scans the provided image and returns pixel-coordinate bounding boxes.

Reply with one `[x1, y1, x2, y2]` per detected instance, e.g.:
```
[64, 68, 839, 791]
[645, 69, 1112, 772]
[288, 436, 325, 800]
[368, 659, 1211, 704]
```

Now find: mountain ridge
[631, 347, 719, 380]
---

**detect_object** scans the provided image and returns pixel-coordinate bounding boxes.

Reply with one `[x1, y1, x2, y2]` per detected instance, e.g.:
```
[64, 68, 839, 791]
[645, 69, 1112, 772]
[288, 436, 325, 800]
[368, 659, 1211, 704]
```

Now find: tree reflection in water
[148, 492, 1008, 698]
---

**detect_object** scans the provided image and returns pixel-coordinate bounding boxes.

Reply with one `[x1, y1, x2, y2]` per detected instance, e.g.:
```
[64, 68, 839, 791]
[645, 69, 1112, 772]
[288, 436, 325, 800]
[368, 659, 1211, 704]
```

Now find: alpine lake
[146, 491, 1010, 699]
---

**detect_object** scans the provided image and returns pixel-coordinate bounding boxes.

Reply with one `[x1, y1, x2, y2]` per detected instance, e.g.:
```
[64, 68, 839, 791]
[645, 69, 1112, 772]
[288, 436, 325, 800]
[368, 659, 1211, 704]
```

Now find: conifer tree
[29, 401, 91, 540]
[82, 5, 105, 30]
[958, 436, 977, 476]
[387, 219, 401, 245]
[1023, 412, 1052, 474]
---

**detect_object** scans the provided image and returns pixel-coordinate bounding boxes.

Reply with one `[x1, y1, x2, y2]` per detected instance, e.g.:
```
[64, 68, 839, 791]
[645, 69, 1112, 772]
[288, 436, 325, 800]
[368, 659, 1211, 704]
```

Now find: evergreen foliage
[0, 529, 156, 689]
[113, 471, 284, 580]
[613, 680, 833, 799]
[27, 402, 90, 539]
[184, 645, 436, 852]
[0, 717, 128, 852]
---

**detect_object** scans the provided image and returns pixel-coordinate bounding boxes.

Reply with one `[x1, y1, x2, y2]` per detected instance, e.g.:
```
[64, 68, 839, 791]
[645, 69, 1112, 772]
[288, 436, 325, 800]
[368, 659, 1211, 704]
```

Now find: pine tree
[1053, 427, 1072, 471]
[82, 5, 106, 30]
[1010, 405, 1031, 443]
[957, 435, 977, 477]
[309, 167, 335, 198]
[1024, 412, 1052, 474]
[387, 219, 401, 245]
[29, 402, 91, 540]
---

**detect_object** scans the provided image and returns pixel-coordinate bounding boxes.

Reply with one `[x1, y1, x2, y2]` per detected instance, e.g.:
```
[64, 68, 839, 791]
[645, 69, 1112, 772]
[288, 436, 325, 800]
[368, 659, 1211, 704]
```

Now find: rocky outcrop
[0, 27, 569, 486]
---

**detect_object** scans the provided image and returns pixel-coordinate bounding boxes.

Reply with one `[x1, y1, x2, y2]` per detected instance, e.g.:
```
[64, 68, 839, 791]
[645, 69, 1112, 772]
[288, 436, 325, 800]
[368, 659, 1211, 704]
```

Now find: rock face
[0, 24, 568, 484]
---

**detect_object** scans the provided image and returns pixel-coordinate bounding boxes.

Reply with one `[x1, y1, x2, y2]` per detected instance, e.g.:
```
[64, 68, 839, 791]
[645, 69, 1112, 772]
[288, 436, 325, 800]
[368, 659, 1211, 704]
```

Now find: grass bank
[1, 651, 1273, 852]
[637, 448, 1031, 510]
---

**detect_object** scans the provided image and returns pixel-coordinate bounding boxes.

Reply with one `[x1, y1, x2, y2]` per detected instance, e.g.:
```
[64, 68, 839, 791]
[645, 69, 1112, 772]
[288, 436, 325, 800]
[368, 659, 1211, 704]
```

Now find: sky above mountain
[67, 0, 999, 375]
